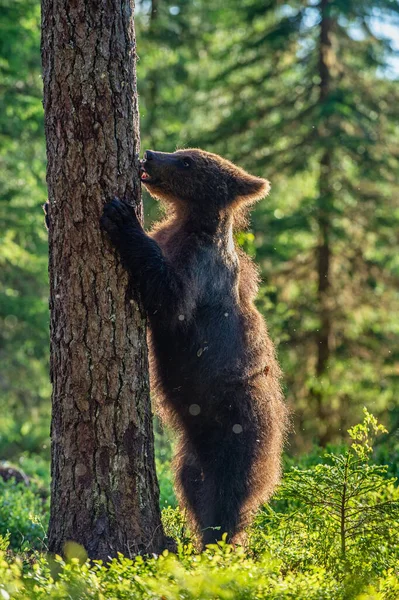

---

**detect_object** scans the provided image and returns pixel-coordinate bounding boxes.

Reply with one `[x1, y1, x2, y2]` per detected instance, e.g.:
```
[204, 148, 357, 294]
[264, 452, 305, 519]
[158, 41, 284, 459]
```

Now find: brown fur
[101, 149, 288, 548]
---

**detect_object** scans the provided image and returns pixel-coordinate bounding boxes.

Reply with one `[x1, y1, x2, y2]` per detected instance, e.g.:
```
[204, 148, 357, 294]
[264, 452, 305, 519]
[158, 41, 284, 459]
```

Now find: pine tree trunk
[315, 0, 333, 445]
[41, 0, 165, 559]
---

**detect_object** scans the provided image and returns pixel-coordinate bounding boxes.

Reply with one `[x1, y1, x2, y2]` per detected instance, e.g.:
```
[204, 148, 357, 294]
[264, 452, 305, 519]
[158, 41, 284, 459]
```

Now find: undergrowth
[0, 410, 397, 599]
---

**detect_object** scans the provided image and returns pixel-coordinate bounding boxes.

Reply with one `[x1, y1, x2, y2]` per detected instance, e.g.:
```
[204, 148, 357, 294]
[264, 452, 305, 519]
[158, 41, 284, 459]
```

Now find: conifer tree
[41, 0, 165, 559]
[194, 0, 399, 446]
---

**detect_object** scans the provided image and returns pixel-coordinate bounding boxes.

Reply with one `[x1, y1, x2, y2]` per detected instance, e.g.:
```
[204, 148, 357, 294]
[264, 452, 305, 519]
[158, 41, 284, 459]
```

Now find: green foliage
[0, 479, 48, 552]
[375, 434, 399, 480]
[0, 534, 397, 599]
[251, 410, 399, 578]
[1, 0, 399, 462]
[156, 456, 177, 508]
[0, 0, 50, 459]
[162, 506, 193, 548]
[0, 413, 397, 598]
[1, 0, 398, 594]
[203, 0, 399, 447]
[153, 418, 177, 507]
[14, 454, 51, 490]
[135, 0, 399, 448]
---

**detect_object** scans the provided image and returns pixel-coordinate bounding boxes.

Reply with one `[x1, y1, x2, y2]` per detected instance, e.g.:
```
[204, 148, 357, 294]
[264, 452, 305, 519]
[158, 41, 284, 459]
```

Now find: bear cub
[101, 149, 287, 548]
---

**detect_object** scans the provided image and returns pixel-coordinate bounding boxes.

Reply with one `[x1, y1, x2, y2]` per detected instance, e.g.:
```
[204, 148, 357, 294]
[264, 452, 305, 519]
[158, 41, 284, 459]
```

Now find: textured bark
[41, 0, 165, 559]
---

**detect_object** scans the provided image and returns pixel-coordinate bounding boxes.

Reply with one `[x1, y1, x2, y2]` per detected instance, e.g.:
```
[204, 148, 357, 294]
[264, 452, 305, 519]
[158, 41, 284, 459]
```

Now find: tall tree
[190, 0, 399, 447]
[41, 0, 165, 559]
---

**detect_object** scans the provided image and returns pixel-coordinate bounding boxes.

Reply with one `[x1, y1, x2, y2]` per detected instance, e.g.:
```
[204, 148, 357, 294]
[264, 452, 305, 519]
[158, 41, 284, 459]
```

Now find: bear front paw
[100, 198, 139, 241]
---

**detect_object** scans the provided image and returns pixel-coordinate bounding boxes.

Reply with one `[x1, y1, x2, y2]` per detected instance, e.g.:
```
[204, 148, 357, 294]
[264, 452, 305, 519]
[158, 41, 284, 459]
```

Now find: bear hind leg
[174, 442, 209, 543]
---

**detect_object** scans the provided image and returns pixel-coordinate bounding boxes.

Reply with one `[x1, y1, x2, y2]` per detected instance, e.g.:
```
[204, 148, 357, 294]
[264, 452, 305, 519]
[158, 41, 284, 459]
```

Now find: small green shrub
[0, 541, 397, 599]
[0, 479, 48, 552]
[161, 506, 193, 549]
[250, 409, 399, 579]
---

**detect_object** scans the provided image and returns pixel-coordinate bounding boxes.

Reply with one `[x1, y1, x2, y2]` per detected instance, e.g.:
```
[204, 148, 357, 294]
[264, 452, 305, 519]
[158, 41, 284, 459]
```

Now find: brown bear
[101, 149, 288, 548]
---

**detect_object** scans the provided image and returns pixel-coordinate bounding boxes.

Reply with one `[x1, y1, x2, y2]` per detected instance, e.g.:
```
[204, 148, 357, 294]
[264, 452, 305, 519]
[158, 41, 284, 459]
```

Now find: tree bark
[41, 0, 165, 559]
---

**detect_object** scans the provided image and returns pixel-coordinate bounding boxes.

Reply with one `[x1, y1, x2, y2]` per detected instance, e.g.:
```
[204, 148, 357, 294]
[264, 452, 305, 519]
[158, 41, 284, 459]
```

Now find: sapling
[252, 409, 399, 576]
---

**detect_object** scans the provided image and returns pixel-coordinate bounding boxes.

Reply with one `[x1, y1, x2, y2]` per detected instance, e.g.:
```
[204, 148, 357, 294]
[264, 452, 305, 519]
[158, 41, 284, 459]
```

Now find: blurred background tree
[1, 0, 398, 468]
[137, 0, 399, 450]
[0, 0, 49, 458]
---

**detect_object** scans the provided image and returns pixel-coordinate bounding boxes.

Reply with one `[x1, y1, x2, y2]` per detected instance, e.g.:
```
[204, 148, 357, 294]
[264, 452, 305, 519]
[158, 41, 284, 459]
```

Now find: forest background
[1, 0, 399, 500]
[1, 2, 399, 597]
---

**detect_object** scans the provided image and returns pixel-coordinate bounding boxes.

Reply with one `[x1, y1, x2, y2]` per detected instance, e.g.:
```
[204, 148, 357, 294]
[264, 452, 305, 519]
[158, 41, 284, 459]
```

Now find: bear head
[140, 149, 270, 215]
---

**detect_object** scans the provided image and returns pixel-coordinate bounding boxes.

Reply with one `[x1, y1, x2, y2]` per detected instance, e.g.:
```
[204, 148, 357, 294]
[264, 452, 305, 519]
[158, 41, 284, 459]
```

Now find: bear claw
[101, 198, 134, 230]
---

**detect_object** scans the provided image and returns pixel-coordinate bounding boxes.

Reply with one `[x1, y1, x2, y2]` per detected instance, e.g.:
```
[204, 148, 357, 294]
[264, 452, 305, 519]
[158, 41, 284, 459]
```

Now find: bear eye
[182, 157, 192, 168]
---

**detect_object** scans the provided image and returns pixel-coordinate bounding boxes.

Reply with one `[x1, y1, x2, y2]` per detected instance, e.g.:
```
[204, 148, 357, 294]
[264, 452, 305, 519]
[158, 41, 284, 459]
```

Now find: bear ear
[233, 171, 271, 205]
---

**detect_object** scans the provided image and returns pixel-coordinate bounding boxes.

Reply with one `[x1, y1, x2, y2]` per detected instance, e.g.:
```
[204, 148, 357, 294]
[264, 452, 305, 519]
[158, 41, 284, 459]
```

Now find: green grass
[0, 411, 397, 599]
